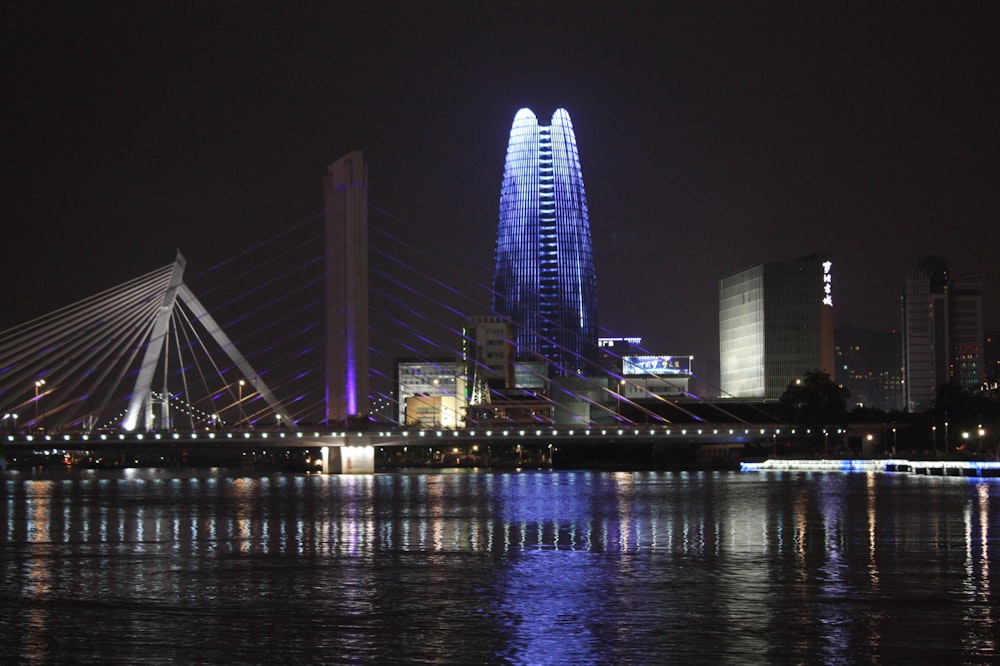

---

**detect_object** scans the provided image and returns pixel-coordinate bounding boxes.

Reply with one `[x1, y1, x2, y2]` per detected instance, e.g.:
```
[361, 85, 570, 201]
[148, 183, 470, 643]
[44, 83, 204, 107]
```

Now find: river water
[1, 467, 997, 664]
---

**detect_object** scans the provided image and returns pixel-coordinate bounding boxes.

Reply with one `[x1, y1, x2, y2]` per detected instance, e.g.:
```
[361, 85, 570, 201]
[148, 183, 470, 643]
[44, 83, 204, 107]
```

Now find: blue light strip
[740, 459, 1000, 477]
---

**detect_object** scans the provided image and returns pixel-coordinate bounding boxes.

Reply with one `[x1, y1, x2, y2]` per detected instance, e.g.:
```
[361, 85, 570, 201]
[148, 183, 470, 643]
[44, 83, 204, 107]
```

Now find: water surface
[2, 468, 997, 664]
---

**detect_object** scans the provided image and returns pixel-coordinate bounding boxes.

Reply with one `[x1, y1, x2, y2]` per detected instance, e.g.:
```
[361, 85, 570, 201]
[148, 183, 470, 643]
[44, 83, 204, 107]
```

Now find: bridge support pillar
[320, 444, 374, 474]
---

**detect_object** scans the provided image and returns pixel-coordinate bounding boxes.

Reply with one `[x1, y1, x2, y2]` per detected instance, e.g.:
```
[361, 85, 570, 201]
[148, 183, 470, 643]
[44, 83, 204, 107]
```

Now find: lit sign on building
[623, 355, 693, 376]
[822, 260, 833, 307]
[599, 337, 642, 348]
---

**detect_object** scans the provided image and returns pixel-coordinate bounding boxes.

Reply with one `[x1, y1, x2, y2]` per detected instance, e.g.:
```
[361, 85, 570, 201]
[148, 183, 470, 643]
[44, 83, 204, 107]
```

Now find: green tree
[780, 369, 850, 426]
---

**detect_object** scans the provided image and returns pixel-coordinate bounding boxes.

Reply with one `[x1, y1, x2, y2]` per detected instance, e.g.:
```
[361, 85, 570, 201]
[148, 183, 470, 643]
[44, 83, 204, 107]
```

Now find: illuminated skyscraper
[491, 108, 598, 376]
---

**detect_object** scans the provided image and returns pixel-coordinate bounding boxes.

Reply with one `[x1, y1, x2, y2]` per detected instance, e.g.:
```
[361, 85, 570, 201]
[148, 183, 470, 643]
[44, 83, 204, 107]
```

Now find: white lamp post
[238, 379, 246, 429]
[34, 379, 46, 426]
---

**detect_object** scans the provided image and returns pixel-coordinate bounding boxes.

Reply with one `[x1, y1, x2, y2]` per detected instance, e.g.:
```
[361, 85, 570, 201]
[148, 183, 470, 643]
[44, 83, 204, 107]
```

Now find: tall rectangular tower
[719, 253, 835, 399]
[949, 276, 984, 392]
[323, 151, 369, 425]
[900, 256, 960, 411]
[901, 270, 939, 411]
[719, 265, 765, 397]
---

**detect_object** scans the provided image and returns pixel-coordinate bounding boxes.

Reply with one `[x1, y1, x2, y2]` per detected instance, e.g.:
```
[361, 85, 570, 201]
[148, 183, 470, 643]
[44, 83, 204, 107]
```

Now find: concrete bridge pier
[317, 438, 375, 474]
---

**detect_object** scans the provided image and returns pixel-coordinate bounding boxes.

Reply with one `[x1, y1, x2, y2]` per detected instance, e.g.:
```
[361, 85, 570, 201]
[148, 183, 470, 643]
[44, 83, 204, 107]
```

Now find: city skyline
[3, 4, 998, 368]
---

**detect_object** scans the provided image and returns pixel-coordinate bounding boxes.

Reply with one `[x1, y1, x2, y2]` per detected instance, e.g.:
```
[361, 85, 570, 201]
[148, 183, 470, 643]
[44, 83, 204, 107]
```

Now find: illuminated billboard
[821, 259, 833, 307]
[623, 355, 692, 376]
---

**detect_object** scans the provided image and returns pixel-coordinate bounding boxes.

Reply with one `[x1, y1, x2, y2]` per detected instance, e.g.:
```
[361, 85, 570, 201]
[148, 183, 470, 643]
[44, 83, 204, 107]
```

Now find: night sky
[4, 2, 998, 367]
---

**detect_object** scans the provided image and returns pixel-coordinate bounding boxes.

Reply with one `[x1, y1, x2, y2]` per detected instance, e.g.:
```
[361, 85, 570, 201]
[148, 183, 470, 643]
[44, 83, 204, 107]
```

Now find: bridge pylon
[122, 251, 294, 432]
[323, 151, 370, 426]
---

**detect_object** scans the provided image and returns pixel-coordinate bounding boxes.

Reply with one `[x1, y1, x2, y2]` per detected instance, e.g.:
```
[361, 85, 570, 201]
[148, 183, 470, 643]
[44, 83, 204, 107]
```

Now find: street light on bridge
[238, 379, 246, 429]
[34, 379, 46, 427]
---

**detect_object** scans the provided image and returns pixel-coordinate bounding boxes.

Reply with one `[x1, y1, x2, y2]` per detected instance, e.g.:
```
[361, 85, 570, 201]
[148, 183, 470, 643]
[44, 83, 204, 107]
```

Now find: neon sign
[821, 260, 833, 307]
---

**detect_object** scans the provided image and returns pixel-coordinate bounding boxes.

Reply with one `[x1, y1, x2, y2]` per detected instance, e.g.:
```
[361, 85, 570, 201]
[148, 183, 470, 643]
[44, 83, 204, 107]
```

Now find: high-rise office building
[901, 261, 943, 411]
[719, 253, 836, 399]
[949, 276, 985, 392]
[901, 256, 985, 410]
[491, 108, 598, 377]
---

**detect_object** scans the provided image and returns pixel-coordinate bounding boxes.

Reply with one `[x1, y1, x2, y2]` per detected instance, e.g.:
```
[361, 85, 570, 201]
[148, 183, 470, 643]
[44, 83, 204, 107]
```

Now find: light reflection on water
[1, 468, 998, 664]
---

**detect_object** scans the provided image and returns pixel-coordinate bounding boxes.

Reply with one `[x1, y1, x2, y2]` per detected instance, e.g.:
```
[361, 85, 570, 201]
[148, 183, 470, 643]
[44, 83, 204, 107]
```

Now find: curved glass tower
[492, 108, 598, 376]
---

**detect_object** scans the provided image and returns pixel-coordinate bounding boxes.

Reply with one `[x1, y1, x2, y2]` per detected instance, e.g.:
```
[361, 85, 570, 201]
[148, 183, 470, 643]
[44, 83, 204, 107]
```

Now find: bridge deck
[3, 423, 846, 452]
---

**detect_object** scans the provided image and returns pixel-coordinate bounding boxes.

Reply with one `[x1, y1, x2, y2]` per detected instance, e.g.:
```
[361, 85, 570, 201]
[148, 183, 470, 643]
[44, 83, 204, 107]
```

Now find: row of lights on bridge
[7, 426, 848, 443]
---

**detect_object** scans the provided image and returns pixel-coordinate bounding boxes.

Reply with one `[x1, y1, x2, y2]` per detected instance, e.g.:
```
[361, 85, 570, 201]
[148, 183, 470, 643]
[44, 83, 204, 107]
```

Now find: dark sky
[3, 2, 998, 366]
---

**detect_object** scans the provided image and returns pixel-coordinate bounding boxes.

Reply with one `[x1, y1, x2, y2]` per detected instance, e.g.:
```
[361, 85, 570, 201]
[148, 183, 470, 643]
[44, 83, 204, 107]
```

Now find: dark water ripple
[1, 469, 998, 664]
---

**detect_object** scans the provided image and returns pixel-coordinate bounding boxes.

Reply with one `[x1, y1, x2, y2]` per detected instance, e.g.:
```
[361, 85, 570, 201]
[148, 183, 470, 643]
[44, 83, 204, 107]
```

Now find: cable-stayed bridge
[1, 153, 801, 471]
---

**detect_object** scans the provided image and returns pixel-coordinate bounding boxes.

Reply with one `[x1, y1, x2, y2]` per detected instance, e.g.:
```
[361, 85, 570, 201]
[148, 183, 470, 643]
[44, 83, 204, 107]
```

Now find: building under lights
[599, 338, 693, 399]
[462, 315, 555, 427]
[491, 108, 598, 378]
[395, 359, 467, 428]
[463, 316, 515, 404]
[719, 253, 836, 399]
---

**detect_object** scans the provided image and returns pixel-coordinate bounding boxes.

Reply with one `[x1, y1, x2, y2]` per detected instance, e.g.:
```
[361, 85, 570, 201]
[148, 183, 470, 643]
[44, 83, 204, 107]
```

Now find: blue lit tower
[492, 108, 598, 377]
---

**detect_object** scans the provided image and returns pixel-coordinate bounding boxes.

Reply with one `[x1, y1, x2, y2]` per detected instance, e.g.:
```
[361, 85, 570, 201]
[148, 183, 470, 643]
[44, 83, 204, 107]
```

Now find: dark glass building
[491, 108, 598, 377]
[835, 325, 903, 412]
[901, 256, 986, 410]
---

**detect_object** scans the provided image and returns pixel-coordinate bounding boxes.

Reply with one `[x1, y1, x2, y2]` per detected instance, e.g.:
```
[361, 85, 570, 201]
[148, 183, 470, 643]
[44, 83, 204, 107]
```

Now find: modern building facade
[901, 256, 985, 410]
[719, 253, 835, 399]
[492, 108, 598, 377]
[461, 314, 563, 426]
[598, 337, 693, 401]
[463, 315, 515, 405]
[395, 359, 466, 427]
[949, 276, 985, 392]
[901, 264, 941, 411]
